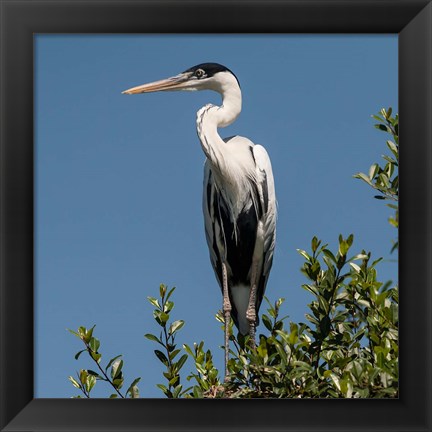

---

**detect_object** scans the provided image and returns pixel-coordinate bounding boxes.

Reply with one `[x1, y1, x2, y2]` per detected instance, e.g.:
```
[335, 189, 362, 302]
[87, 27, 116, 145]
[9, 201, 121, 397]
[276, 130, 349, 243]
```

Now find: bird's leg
[246, 261, 258, 349]
[222, 261, 231, 382]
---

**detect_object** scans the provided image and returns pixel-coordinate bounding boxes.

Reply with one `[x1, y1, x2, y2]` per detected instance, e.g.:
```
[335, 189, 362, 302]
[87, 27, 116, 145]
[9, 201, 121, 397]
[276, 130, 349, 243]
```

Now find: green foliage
[144, 242, 398, 398]
[145, 285, 189, 398]
[68, 325, 141, 398]
[354, 107, 399, 252]
[183, 341, 221, 398]
[68, 107, 398, 398]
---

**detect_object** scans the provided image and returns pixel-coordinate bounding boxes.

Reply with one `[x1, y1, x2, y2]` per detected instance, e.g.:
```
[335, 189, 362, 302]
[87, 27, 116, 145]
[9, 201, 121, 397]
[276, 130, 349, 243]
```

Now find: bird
[122, 63, 276, 379]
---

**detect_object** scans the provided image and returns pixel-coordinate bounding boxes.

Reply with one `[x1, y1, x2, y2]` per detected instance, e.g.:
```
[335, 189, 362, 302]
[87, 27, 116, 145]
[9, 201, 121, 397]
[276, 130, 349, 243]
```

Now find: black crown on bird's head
[183, 63, 240, 87]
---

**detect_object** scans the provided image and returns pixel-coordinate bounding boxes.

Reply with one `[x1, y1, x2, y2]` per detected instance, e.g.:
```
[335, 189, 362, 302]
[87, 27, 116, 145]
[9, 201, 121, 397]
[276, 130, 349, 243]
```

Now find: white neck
[196, 72, 242, 166]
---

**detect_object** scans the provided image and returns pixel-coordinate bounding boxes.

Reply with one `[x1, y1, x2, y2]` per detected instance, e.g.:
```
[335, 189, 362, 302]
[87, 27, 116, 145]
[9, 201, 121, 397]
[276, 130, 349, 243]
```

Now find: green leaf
[318, 296, 330, 315]
[293, 361, 313, 372]
[322, 249, 337, 264]
[105, 354, 122, 372]
[74, 349, 86, 360]
[173, 384, 183, 399]
[375, 123, 390, 133]
[370, 256, 382, 267]
[386, 107, 392, 118]
[111, 359, 123, 379]
[87, 369, 103, 380]
[128, 384, 140, 399]
[338, 239, 349, 256]
[170, 348, 181, 359]
[354, 172, 373, 186]
[67, 328, 81, 339]
[112, 377, 124, 389]
[88, 337, 100, 353]
[349, 262, 361, 273]
[68, 376, 81, 389]
[319, 316, 331, 336]
[389, 216, 398, 227]
[159, 284, 167, 299]
[183, 344, 194, 357]
[329, 372, 341, 392]
[193, 386, 203, 398]
[257, 343, 268, 360]
[126, 377, 141, 399]
[288, 323, 299, 345]
[302, 284, 318, 296]
[305, 313, 319, 325]
[386, 140, 398, 159]
[90, 352, 101, 363]
[297, 249, 310, 261]
[159, 312, 170, 324]
[385, 161, 394, 178]
[349, 253, 369, 262]
[311, 236, 320, 253]
[164, 301, 175, 314]
[144, 333, 162, 344]
[368, 164, 379, 180]
[147, 296, 161, 309]
[85, 375, 97, 393]
[78, 326, 87, 338]
[84, 325, 96, 343]
[276, 297, 285, 309]
[165, 286, 176, 301]
[175, 354, 188, 371]
[371, 114, 383, 122]
[79, 369, 88, 385]
[169, 320, 184, 335]
[156, 383, 169, 395]
[382, 154, 397, 165]
[379, 173, 390, 188]
[262, 314, 273, 331]
[163, 371, 173, 381]
[154, 350, 169, 366]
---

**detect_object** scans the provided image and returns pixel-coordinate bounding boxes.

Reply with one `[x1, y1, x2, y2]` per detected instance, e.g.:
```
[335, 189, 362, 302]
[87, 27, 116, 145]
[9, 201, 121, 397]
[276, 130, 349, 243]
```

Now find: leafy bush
[69, 108, 398, 398]
[68, 325, 141, 398]
[354, 107, 398, 252]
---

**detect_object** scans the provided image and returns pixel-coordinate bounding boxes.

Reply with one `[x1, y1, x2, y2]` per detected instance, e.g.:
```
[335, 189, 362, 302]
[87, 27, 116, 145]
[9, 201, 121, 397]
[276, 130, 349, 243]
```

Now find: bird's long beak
[122, 72, 193, 94]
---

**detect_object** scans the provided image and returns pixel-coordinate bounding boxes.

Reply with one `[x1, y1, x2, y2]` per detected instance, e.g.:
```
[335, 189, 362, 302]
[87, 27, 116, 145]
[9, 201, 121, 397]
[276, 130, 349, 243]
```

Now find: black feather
[183, 62, 240, 87]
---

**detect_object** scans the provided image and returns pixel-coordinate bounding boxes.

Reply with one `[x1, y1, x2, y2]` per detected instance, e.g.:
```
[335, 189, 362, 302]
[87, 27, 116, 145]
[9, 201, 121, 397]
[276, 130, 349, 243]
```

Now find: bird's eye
[195, 69, 205, 78]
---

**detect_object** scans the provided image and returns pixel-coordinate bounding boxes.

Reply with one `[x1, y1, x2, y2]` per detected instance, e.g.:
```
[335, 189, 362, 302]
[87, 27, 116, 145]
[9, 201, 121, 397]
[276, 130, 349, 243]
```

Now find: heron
[123, 63, 276, 379]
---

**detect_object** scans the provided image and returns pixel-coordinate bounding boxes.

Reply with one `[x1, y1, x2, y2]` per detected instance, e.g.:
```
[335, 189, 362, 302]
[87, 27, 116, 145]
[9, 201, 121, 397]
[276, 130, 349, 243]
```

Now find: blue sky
[35, 34, 398, 398]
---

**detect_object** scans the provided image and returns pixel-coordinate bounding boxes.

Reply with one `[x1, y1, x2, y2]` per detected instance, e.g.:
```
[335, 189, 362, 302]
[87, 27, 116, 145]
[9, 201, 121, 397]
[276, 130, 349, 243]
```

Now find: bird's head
[122, 63, 240, 96]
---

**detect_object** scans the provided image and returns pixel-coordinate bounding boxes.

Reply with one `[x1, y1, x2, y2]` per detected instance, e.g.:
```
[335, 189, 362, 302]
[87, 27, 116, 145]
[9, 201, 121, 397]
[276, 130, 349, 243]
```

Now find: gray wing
[252, 144, 277, 312]
[202, 143, 276, 306]
[202, 160, 224, 289]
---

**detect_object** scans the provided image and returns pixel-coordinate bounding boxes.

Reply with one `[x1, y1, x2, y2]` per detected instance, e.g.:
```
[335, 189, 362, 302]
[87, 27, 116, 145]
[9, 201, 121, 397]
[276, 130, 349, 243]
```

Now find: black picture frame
[1, 0, 431, 431]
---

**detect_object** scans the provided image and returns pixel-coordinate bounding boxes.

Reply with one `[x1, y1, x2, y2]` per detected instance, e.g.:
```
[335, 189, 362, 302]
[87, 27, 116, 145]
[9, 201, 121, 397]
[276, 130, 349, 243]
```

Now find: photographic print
[35, 34, 398, 399]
